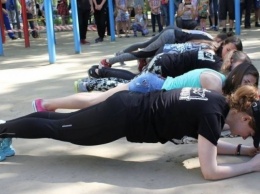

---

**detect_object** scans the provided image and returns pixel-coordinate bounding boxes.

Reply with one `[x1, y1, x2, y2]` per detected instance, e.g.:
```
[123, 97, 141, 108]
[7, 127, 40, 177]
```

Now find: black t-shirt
[159, 50, 223, 78]
[125, 88, 229, 146]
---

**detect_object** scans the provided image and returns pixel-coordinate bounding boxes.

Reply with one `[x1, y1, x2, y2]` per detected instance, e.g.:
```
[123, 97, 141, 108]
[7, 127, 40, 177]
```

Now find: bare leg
[229, 20, 234, 29]
[220, 20, 226, 31]
[41, 83, 129, 111]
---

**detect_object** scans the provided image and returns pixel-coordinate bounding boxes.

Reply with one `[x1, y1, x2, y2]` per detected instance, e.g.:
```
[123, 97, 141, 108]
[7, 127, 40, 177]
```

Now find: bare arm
[92, 0, 97, 7]
[2, 8, 8, 14]
[198, 135, 260, 180]
[177, 3, 184, 16]
[217, 140, 258, 157]
[89, 0, 94, 13]
[99, 0, 106, 8]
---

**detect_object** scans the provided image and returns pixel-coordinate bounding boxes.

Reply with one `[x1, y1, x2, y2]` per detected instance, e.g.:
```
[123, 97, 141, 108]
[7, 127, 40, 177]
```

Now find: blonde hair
[227, 85, 259, 130]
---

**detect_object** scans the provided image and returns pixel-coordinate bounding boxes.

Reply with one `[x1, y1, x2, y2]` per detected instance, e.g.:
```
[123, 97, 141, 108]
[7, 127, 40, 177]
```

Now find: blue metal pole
[71, 0, 81, 53]
[0, 25, 3, 56]
[44, 0, 56, 64]
[169, 0, 175, 26]
[235, 0, 241, 35]
[108, 0, 115, 41]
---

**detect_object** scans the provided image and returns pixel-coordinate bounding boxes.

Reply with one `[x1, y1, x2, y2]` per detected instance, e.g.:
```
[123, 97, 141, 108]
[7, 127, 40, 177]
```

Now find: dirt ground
[1, 28, 260, 194]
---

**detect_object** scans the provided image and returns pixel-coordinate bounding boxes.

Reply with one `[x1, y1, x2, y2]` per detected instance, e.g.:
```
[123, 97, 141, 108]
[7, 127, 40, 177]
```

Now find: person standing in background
[75, 0, 93, 45]
[197, 0, 209, 31]
[254, 0, 260, 27]
[57, 0, 69, 26]
[5, 0, 21, 28]
[160, 0, 169, 27]
[208, 0, 218, 31]
[218, 0, 234, 34]
[149, 0, 163, 36]
[241, 0, 254, 29]
[115, 0, 129, 37]
[93, 0, 108, 43]
[127, 0, 135, 34]
[24, 0, 39, 38]
[1, 0, 17, 40]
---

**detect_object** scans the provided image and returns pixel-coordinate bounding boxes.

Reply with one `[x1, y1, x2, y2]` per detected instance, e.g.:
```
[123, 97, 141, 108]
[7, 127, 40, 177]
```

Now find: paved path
[1, 28, 260, 194]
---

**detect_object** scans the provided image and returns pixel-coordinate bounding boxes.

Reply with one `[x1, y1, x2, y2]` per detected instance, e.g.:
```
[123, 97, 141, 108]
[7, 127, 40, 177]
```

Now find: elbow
[201, 169, 220, 181]
[202, 172, 216, 180]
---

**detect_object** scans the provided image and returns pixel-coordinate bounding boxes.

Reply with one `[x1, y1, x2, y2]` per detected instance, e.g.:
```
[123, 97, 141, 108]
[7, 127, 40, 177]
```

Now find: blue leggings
[3, 13, 15, 38]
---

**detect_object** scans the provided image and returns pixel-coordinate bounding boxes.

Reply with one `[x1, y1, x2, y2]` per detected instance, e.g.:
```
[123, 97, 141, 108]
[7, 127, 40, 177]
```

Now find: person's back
[125, 87, 228, 145]
[162, 68, 225, 90]
[154, 50, 223, 78]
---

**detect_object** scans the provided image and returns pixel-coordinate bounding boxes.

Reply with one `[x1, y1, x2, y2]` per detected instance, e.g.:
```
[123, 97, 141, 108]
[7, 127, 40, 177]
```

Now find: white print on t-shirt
[163, 43, 209, 54]
[171, 136, 198, 144]
[179, 88, 211, 101]
[198, 50, 215, 62]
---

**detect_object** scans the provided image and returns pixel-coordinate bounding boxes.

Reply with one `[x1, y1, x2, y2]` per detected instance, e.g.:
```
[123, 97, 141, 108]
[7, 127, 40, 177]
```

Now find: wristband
[236, 144, 242, 156]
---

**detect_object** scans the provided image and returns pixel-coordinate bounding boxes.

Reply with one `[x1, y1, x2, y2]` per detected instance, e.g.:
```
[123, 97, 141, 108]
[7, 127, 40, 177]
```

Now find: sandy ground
[1, 27, 260, 194]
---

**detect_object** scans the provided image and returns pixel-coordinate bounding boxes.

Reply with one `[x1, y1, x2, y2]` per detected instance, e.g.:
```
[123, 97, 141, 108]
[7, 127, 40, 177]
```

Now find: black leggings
[98, 67, 136, 80]
[108, 26, 178, 65]
[0, 92, 129, 146]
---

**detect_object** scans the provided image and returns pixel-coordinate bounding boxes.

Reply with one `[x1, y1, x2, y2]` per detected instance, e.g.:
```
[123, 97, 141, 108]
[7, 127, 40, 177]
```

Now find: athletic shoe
[74, 79, 88, 93]
[2, 138, 15, 157]
[95, 37, 103, 43]
[0, 139, 6, 162]
[32, 99, 47, 112]
[99, 59, 111, 69]
[88, 65, 100, 78]
[137, 59, 147, 72]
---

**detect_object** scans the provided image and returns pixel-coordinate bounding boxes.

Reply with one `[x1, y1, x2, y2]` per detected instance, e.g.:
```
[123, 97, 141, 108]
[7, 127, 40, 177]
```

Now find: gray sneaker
[74, 79, 88, 93]
[119, 61, 126, 66]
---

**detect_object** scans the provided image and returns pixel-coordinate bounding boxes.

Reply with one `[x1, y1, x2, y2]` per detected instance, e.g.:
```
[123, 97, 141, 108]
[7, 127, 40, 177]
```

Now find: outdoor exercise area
[0, 25, 260, 193]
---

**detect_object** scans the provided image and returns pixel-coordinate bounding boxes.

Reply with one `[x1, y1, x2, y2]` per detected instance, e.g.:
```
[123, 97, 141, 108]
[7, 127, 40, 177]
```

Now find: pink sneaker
[32, 99, 47, 112]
